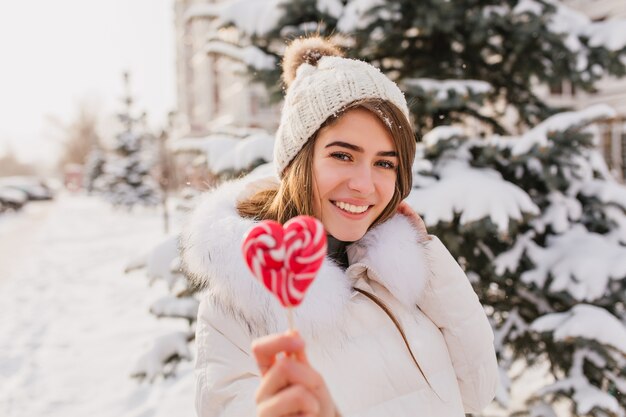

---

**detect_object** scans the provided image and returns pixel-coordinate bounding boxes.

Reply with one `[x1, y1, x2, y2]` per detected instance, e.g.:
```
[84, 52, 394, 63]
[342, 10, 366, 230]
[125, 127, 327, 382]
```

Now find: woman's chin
[327, 228, 367, 243]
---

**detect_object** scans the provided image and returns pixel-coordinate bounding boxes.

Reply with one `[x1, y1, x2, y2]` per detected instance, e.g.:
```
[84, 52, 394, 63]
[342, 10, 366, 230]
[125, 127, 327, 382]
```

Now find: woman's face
[312, 108, 398, 242]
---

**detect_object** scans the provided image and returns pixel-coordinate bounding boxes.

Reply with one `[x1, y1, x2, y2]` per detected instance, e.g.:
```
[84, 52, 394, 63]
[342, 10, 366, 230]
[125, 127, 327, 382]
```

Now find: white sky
[0, 0, 176, 167]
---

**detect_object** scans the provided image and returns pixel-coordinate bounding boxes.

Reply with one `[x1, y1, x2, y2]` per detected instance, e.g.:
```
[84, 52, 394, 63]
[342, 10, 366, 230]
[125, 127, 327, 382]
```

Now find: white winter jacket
[181, 177, 499, 417]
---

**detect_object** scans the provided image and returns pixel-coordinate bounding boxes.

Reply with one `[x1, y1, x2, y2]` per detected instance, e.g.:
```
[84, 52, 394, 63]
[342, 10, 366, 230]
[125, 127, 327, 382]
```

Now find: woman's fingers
[251, 331, 307, 376]
[255, 356, 324, 403]
[257, 384, 320, 417]
[252, 333, 339, 417]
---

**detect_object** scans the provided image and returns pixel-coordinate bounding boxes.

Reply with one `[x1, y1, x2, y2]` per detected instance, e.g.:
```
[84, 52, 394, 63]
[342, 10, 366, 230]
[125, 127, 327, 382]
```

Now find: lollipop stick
[287, 307, 294, 332]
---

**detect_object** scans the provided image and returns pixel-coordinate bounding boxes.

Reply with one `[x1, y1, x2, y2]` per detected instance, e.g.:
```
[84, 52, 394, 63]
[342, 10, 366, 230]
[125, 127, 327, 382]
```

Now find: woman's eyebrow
[325, 141, 398, 157]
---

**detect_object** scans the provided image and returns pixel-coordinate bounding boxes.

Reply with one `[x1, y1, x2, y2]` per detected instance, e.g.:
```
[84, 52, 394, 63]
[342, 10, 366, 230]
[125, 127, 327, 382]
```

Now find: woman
[181, 36, 499, 417]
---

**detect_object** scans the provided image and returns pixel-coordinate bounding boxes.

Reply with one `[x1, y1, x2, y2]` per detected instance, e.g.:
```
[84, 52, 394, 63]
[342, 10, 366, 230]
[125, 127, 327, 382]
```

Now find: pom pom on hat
[281, 36, 344, 88]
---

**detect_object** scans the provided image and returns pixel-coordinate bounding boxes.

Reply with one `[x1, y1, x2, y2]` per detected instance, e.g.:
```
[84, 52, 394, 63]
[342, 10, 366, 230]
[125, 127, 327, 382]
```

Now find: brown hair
[237, 99, 416, 231]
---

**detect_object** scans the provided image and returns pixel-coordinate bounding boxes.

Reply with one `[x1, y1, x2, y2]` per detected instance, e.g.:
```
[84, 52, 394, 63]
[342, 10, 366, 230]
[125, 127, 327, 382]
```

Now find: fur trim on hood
[180, 177, 431, 338]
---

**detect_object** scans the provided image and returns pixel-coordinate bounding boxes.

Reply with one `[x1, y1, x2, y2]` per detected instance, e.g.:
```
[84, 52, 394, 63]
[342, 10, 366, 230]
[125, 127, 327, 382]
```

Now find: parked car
[0, 186, 28, 212]
[0, 176, 54, 201]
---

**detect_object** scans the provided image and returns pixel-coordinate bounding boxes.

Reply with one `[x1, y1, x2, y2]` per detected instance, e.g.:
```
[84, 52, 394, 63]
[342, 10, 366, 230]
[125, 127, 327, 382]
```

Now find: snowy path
[0, 201, 53, 282]
[0, 194, 194, 417]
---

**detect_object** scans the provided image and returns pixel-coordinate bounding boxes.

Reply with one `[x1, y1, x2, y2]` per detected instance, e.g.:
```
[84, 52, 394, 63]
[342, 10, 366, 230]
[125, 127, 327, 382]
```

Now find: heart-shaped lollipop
[242, 215, 327, 308]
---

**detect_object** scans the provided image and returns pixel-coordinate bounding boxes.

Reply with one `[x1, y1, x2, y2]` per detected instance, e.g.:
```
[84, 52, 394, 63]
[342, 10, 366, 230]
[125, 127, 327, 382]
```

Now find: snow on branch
[495, 231, 537, 275]
[144, 236, 182, 289]
[494, 308, 529, 349]
[317, 0, 343, 18]
[205, 40, 276, 70]
[549, 0, 626, 52]
[531, 192, 582, 234]
[532, 304, 626, 353]
[337, 0, 386, 32]
[403, 78, 493, 100]
[124, 235, 181, 288]
[183, 4, 222, 22]
[124, 251, 147, 274]
[526, 402, 558, 417]
[580, 179, 626, 209]
[422, 126, 465, 147]
[131, 331, 193, 381]
[407, 160, 539, 232]
[522, 225, 626, 301]
[172, 130, 274, 175]
[512, 0, 543, 15]
[585, 19, 626, 51]
[604, 206, 626, 245]
[219, 0, 287, 37]
[150, 296, 199, 321]
[514, 0, 626, 53]
[537, 375, 621, 416]
[512, 104, 616, 156]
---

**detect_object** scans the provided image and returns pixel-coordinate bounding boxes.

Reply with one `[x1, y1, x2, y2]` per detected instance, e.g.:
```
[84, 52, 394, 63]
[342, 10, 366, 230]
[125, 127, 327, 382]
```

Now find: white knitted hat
[274, 37, 410, 177]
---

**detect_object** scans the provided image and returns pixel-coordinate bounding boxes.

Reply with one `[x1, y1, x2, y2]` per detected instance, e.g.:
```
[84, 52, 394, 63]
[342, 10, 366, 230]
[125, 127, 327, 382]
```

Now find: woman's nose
[347, 164, 375, 195]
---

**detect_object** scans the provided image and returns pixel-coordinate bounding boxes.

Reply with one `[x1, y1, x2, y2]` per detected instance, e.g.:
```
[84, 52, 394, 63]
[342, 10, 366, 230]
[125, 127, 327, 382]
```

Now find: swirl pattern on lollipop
[242, 215, 327, 307]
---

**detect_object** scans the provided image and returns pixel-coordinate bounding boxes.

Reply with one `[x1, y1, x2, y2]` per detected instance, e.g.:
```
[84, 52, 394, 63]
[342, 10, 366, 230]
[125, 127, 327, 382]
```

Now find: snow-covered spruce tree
[127, 235, 199, 382]
[216, 0, 626, 136]
[82, 147, 106, 195]
[96, 72, 160, 208]
[410, 106, 626, 416]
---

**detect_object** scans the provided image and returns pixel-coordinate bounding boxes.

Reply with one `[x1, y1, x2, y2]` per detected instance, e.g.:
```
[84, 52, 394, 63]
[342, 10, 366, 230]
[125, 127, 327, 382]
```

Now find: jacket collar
[180, 177, 430, 338]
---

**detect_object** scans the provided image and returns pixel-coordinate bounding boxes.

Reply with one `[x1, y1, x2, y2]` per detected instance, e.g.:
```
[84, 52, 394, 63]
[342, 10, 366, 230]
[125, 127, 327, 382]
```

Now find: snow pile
[407, 159, 539, 232]
[0, 195, 194, 417]
[404, 78, 493, 100]
[522, 225, 626, 301]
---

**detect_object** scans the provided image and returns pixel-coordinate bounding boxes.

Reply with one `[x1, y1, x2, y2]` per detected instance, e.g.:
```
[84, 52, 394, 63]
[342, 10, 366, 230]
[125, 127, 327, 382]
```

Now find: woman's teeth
[333, 201, 369, 214]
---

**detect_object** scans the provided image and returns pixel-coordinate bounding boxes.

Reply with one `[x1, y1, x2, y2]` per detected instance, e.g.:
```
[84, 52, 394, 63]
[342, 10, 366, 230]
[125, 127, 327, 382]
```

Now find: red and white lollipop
[242, 215, 327, 328]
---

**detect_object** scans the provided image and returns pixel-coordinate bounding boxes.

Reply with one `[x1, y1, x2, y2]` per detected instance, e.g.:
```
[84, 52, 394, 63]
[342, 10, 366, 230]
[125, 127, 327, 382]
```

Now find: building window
[549, 80, 577, 97]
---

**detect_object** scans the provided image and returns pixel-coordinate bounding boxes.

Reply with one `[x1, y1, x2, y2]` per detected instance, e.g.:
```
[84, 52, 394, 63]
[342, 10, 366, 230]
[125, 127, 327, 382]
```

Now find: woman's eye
[376, 160, 396, 169]
[330, 152, 352, 161]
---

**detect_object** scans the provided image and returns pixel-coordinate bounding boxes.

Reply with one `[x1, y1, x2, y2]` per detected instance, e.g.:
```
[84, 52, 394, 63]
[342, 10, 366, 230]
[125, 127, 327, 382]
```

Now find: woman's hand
[252, 332, 339, 417]
[397, 201, 431, 243]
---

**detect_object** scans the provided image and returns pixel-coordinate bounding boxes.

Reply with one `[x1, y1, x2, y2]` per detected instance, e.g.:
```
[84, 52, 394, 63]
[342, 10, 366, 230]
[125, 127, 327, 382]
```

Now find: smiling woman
[181, 35, 499, 417]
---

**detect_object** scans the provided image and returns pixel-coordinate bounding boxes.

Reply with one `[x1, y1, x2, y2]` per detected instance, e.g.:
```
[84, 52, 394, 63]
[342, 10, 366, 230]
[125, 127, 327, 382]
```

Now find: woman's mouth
[331, 200, 371, 215]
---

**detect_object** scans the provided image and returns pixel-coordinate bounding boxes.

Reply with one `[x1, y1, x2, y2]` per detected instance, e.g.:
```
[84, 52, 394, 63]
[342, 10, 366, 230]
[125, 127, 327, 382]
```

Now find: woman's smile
[331, 199, 372, 217]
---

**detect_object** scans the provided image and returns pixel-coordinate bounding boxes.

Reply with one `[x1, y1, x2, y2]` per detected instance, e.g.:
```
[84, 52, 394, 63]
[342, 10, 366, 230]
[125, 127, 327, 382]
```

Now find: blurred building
[541, 0, 626, 180]
[173, 0, 280, 138]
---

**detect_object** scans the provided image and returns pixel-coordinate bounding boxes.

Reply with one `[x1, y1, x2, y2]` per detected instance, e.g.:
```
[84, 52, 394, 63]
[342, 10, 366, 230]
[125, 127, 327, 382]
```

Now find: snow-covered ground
[0, 194, 194, 417]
